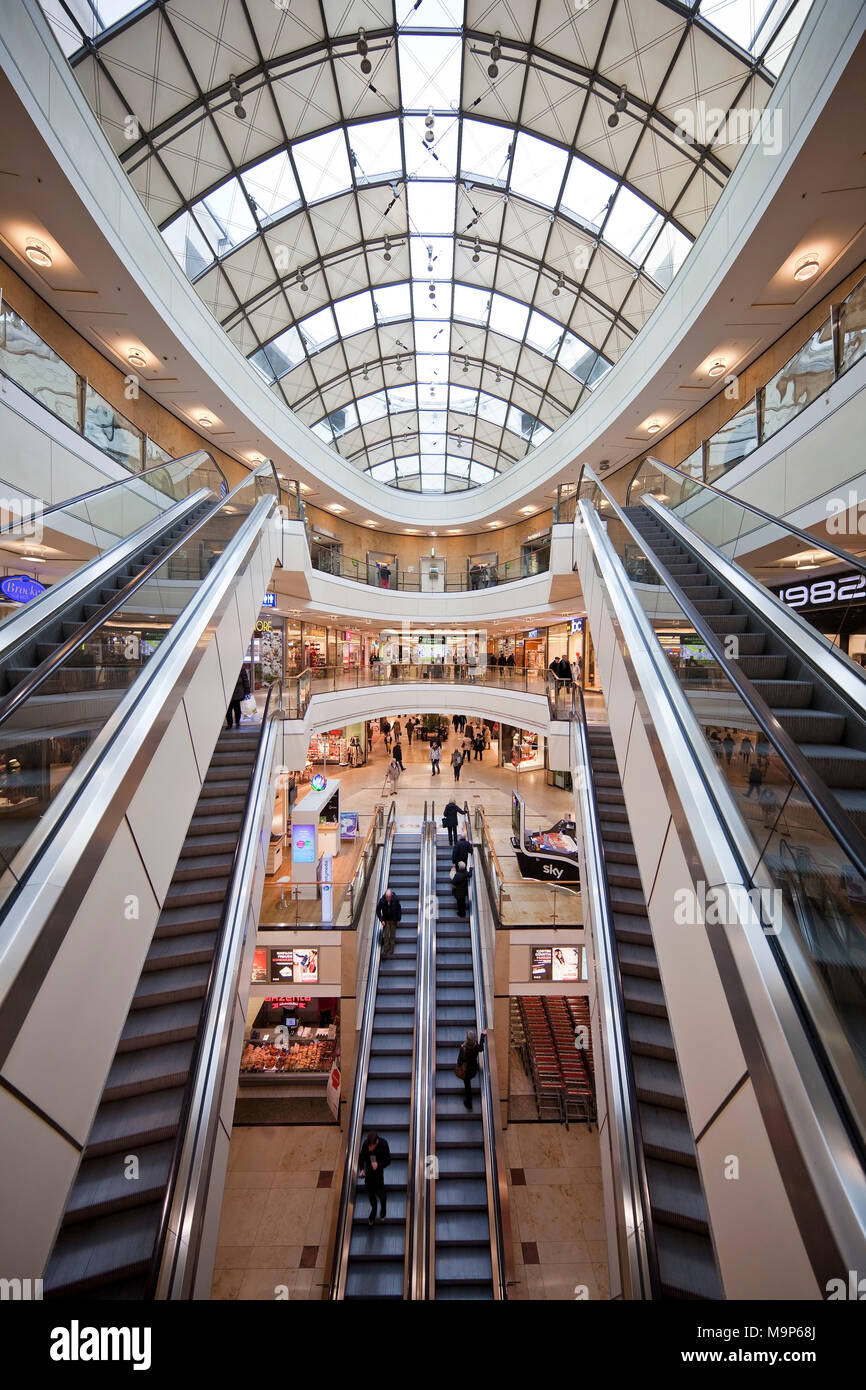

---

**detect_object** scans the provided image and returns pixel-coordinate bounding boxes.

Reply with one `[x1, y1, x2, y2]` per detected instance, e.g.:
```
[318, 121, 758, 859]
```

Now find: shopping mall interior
[0, 0, 865, 1343]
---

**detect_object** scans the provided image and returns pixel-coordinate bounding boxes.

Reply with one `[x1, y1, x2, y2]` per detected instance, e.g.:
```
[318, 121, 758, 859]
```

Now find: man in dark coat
[452, 835, 472, 867]
[358, 1130, 391, 1225]
[457, 1030, 485, 1111]
[442, 798, 460, 846]
[226, 665, 250, 729]
[451, 860, 471, 917]
[376, 888, 402, 959]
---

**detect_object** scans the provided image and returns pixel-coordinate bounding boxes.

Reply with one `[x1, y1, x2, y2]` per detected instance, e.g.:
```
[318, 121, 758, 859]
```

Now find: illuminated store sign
[262, 591, 276, 608]
[772, 572, 866, 610]
[0, 575, 46, 604]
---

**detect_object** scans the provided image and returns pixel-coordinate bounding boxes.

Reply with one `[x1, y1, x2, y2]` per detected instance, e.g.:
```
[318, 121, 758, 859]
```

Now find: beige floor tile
[217, 1188, 271, 1247]
[233, 1126, 290, 1172]
[270, 1169, 320, 1189]
[581, 1218, 607, 1242]
[593, 1261, 611, 1299]
[214, 1245, 255, 1270]
[537, 1239, 591, 1265]
[522, 1166, 573, 1186]
[504, 1126, 522, 1167]
[277, 1127, 331, 1171]
[224, 1168, 273, 1190]
[248, 1244, 303, 1268]
[510, 1188, 537, 1242]
[524, 1265, 546, 1299]
[517, 1127, 567, 1170]
[542, 1262, 600, 1301]
[237, 1267, 295, 1301]
[257, 1187, 316, 1245]
[303, 1188, 333, 1244]
[586, 1238, 610, 1262]
[211, 1268, 246, 1300]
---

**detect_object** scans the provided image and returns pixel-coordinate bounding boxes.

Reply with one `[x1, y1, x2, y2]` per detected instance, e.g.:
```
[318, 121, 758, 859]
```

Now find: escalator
[340, 828, 421, 1299]
[44, 723, 264, 1296]
[580, 720, 721, 1299]
[430, 825, 495, 1298]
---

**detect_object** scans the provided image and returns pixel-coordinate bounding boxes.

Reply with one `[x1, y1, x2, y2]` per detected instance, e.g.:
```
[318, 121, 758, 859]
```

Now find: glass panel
[604, 186, 663, 265]
[839, 275, 866, 375]
[397, 33, 462, 110]
[162, 211, 215, 280]
[293, 131, 352, 203]
[0, 306, 80, 431]
[243, 151, 301, 224]
[0, 469, 268, 880]
[192, 177, 257, 256]
[83, 384, 143, 472]
[346, 118, 403, 184]
[145, 436, 172, 468]
[459, 118, 512, 184]
[510, 133, 569, 208]
[561, 157, 617, 231]
[762, 319, 835, 441]
[705, 395, 759, 480]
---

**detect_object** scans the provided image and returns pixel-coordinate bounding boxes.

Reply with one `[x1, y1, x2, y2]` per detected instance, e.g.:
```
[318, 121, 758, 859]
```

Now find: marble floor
[505, 1121, 610, 1301]
[211, 1123, 342, 1301]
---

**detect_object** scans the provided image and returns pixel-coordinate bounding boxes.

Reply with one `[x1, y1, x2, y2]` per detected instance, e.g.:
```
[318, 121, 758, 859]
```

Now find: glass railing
[616, 268, 866, 493]
[579, 471, 866, 1135]
[258, 804, 386, 930]
[473, 806, 580, 928]
[307, 548, 550, 591]
[627, 455, 866, 660]
[292, 662, 552, 697]
[0, 454, 228, 638]
[0, 463, 277, 886]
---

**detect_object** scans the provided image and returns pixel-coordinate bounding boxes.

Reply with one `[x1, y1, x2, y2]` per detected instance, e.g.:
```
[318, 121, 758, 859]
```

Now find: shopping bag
[241, 695, 257, 716]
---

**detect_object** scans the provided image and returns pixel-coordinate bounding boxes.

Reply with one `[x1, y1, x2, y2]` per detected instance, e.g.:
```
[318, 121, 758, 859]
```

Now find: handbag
[454, 1059, 467, 1080]
[441, 816, 447, 826]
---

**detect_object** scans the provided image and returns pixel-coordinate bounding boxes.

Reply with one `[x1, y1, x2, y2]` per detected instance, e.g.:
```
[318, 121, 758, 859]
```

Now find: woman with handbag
[226, 665, 251, 729]
[455, 1028, 486, 1111]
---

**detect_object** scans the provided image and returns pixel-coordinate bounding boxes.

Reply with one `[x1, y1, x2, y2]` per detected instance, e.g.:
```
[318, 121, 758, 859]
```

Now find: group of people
[548, 655, 578, 690]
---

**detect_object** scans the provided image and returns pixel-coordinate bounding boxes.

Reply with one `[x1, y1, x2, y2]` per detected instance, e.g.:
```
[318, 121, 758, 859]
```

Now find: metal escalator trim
[620, 497, 866, 892]
[0, 489, 216, 725]
[0, 481, 278, 1064]
[411, 809, 435, 1299]
[629, 454, 866, 580]
[577, 482, 866, 1291]
[593, 478, 866, 1146]
[642, 490, 866, 718]
[461, 801, 510, 1299]
[330, 801, 397, 1300]
[150, 680, 284, 1299]
[0, 488, 212, 667]
[569, 695, 661, 1300]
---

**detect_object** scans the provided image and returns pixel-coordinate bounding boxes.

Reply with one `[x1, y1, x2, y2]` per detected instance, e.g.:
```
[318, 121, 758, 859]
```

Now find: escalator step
[752, 680, 812, 708]
[44, 1202, 164, 1297]
[62, 1141, 174, 1224]
[626, 1011, 675, 1060]
[154, 903, 222, 937]
[118, 998, 202, 1051]
[622, 964, 669, 1011]
[132, 963, 209, 1008]
[639, 1102, 698, 1165]
[656, 1224, 722, 1300]
[85, 1087, 185, 1158]
[435, 1212, 491, 1242]
[646, 1158, 711, 1233]
[104, 1039, 196, 1100]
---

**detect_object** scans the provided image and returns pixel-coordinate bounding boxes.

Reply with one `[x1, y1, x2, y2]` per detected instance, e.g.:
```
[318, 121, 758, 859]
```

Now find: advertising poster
[326, 1062, 341, 1120]
[293, 948, 318, 983]
[292, 824, 316, 863]
[251, 946, 268, 983]
[531, 947, 552, 982]
[552, 946, 581, 982]
[270, 949, 294, 983]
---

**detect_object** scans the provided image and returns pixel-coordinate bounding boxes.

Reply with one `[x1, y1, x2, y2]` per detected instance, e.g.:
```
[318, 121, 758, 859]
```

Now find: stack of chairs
[517, 998, 565, 1123]
[544, 997, 595, 1127]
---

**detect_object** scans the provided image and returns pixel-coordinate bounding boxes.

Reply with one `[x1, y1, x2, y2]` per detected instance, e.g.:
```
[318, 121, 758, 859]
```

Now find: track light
[488, 33, 501, 79]
[424, 109, 435, 144]
[552, 272, 565, 297]
[383, 236, 392, 262]
[472, 238, 481, 263]
[358, 28, 372, 74]
[297, 269, 308, 292]
[396, 356, 403, 374]
[607, 85, 628, 128]
[462, 356, 469, 374]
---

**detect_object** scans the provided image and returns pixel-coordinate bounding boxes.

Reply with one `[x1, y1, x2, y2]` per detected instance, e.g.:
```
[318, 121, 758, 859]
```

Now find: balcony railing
[0, 301, 302, 517]
[306, 547, 550, 591]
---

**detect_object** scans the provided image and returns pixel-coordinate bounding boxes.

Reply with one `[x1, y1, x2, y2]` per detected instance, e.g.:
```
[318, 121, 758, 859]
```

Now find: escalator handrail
[147, 679, 284, 1298]
[567, 695, 661, 1300]
[628, 454, 866, 578]
[329, 799, 398, 1300]
[0, 448, 227, 538]
[462, 801, 510, 1300]
[411, 810, 436, 1299]
[0, 461, 277, 730]
[604, 481, 866, 888]
[575, 481, 866, 1272]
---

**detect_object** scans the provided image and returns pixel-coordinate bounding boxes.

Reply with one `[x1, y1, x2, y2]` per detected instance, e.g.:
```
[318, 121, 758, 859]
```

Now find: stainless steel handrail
[575, 485, 866, 1285]
[568, 694, 659, 1300]
[463, 800, 509, 1300]
[628, 456, 866, 579]
[410, 806, 435, 1299]
[0, 481, 279, 1061]
[588, 474, 866, 893]
[329, 800, 397, 1299]
[151, 679, 284, 1297]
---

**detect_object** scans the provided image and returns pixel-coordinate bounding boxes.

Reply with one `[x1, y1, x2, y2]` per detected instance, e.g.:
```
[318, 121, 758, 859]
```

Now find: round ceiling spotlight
[24, 238, 52, 268]
[127, 349, 147, 370]
[424, 109, 435, 144]
[228, 77, 246, 119]
[552, 272, 565, 298]
[607, 85, 628, 128]
[383, 236, 392, 262]
[647, 420, 662, 434]
[358, 28, 372, 74]
[793, 253, 820, 282]
[297, 269, 309, 292]
[488, 31, 501, 78]
[708, 359, 726, 377]
[198, 414, 214, 429]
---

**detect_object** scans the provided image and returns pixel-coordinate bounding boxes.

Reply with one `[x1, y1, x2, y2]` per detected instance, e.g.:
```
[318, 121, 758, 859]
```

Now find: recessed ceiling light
[328, 504, 346, 512]
[404, 529, 419, 534]
[487, 521, 502, 528]
[708, 360, 726, 377]
[249, 453, 264, 464]
[793, 253, 820, 282]
[519, 506, 538, 515]
[647, 421, 662, 434]
[299, 483, 312, 493]
[127, 349, 147, 370]
[198, 414, 214, 428]
[365, 520, 378, 526]
[24, 238, 52, 268]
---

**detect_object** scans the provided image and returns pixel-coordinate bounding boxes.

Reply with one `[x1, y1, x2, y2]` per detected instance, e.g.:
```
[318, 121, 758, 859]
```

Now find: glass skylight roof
[42, 0, 813, 493]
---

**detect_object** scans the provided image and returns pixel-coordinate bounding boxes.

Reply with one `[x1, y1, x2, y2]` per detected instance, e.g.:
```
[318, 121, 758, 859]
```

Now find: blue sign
[527, 628, 538, 639]
[311, 773, 326, 792]
[262, 591, 276, 608]
[570, 618, 584, 634]
[0, 575, 46, 604]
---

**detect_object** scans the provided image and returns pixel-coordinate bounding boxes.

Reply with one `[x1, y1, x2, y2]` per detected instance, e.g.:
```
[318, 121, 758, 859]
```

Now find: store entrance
[310, 535, 342, 575]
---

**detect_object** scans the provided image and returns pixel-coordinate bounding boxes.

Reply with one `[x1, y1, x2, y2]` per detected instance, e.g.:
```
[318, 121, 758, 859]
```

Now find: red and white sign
[326, 1064, 341, 1120]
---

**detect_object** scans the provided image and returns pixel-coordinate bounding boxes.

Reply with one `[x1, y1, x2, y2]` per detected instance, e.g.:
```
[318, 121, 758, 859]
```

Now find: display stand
[290, 778, 341, 898]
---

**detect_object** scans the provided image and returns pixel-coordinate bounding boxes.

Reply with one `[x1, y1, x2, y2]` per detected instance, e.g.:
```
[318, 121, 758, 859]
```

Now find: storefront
[770, 568, 866, 658]
[501, 724, 545, 771]
[246, 613, 284, 689]
[241, 989, 339, 1080]
[521, 530, 551, 576]
[303, 623, 328, 672]
[523, 629, 547, 674]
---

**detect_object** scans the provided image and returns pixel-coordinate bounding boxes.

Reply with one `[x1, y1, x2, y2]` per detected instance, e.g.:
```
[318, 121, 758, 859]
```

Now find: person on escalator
[452, 861, 471, 918]
[455, 1029, 486, 1111]
[226, 665, 250, 729]
[376, 888, 402, 958]
[452, 835, 471, 867]
[442, 798, 460, 846]
[358, 1130, 391, 1226]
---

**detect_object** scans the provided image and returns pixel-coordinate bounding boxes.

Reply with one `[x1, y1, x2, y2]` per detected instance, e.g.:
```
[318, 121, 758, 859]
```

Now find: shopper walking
[358, 1130, 391, 1225]
[430, 737, 442, 776]
[462, 730, 473, 764]
[393, 718, 402, 742]
[473, 732, 484, 761]
[405, 716, 415, 744]
[455, 1029, 485, 1111]
[442, 798, 460, 846]
[723, 732, 735, 765]
[451, 746, 464, 782]
[387, 756, 402, 796]
[392, 739, 404, 771]
[226, 665, 250, 729]
[451, 860, 471, 917]
[376, 887, 402, 958]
